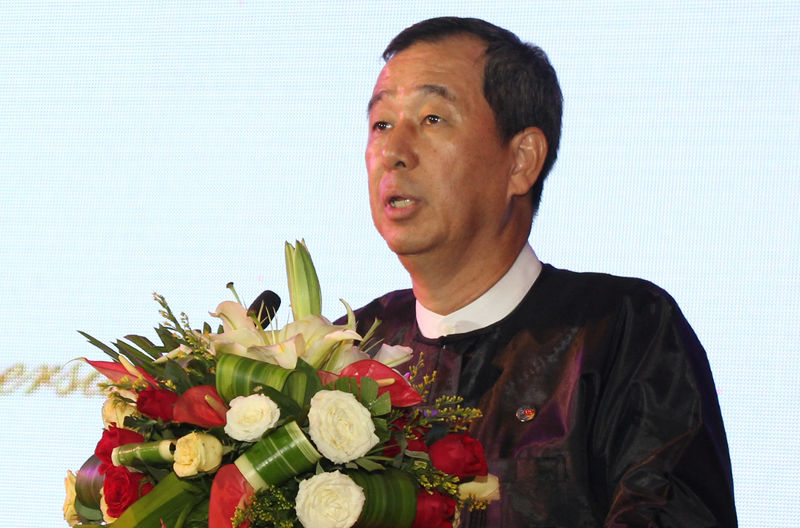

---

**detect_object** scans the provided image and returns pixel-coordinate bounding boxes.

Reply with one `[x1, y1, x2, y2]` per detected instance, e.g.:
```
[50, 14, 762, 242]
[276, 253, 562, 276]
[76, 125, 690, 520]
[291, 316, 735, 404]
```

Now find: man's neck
[401, 237, 527, 315]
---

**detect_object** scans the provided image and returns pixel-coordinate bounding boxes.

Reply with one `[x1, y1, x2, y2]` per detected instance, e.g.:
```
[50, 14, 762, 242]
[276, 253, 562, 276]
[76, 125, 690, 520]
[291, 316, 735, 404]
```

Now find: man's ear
[507, 127, 548, 198]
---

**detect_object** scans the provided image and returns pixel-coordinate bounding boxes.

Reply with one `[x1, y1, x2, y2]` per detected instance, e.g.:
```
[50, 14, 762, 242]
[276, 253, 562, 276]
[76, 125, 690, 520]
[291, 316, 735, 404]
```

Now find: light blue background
[0, 2, 798, 526]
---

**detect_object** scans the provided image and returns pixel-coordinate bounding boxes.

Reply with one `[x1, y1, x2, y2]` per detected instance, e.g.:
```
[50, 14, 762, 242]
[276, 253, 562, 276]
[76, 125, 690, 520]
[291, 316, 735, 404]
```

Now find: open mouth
[389, 197, 413, 209]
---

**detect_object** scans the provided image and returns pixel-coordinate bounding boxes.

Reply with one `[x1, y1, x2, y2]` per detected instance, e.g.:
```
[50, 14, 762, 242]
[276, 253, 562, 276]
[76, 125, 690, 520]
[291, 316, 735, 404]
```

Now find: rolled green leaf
[110, 472, 206, 528]
[112, 440, 176, 467]
[234, 420, 321, 490]
[74, 455, 104, 513]
[215, 353, 294, 403]
[348, 468, 417, 528]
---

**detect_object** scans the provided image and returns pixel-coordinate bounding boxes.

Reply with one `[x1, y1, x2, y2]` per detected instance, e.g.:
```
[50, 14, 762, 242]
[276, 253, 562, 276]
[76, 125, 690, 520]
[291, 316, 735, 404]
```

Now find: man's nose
[381, 123, 418, 171]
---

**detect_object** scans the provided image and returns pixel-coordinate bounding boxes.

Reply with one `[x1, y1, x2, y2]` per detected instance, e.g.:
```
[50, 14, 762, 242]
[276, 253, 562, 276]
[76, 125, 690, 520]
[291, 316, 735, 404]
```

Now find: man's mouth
[389, 197, 413, 209]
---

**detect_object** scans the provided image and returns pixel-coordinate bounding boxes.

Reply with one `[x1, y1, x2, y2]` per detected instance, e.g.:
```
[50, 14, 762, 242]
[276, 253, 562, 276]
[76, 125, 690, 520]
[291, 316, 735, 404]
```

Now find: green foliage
[233, 483, 299, 528]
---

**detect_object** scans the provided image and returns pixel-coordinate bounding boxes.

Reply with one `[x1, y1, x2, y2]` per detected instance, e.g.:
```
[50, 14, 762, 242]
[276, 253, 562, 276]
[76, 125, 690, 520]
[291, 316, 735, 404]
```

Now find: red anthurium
[209, 464, 253, 528]
[316, 369, 340, 387]
[339, 359, 423, 407]
[82, 358, 158, 386]
[172, 385, 228, 428]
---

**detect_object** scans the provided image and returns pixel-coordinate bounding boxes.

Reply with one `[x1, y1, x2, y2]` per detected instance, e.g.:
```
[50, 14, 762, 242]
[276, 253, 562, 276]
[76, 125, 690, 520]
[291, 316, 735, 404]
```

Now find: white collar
[416, 244, 542, 338]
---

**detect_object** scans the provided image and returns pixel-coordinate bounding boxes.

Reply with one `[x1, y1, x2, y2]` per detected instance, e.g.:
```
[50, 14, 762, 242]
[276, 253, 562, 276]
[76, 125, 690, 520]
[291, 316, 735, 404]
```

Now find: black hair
[383, 17, 563, 215]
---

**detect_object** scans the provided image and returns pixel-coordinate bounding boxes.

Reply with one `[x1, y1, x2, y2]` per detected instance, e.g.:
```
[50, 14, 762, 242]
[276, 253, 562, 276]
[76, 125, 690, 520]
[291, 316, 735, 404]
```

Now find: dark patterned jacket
[349, 264, 737, 527]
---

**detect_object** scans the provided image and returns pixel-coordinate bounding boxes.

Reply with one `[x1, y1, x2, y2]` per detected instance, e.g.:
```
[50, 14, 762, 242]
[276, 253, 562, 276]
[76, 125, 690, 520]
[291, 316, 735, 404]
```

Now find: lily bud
[285, 240, 322, 321]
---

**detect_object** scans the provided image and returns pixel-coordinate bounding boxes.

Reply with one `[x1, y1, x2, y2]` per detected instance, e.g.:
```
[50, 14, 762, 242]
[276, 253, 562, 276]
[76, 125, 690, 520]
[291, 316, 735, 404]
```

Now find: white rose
[308, 390, 378, 464]
[224, 394, 280, 442]
[63, 471, 80, 526]
[295, 471, 365, 528]
[173, 432, 223, 477]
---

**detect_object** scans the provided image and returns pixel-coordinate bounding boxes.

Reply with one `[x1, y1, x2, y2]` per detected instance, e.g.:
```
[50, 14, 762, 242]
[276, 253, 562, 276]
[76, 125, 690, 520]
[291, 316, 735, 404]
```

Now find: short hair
[383, 17, 563, 216]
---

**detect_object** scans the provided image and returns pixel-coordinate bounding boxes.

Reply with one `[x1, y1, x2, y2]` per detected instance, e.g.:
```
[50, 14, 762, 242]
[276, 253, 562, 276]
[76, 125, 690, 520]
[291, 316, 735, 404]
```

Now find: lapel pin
[515, 406, 536, 422]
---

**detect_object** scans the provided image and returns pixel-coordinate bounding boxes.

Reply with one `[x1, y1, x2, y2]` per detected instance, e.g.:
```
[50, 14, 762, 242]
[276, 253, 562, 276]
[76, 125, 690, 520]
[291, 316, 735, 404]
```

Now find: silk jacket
[350, 264, 737, 527]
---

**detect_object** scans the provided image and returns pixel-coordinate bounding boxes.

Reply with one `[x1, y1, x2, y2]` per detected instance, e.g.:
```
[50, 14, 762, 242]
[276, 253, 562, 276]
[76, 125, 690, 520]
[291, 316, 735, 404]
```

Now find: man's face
[366, 36, 519, 263]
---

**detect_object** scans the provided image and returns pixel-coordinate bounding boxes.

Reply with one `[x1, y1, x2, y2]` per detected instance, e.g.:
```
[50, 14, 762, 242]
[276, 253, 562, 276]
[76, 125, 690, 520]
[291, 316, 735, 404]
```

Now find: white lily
[211, 301, 257, 333]
[246, 334, 305, 370]
[372, 343, 414, 368]
[322, 344, 370, 374]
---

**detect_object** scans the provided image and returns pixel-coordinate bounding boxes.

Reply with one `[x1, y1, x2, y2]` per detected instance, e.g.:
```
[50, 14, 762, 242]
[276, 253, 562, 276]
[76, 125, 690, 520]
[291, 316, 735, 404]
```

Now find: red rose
[428, 432, 488, 478]
[94, 425, 145, 472]
[102, 465, 153, 519]
[137, 386, 178, 421]
[383, 417, 429, 457]
[411, 490, 456, 528]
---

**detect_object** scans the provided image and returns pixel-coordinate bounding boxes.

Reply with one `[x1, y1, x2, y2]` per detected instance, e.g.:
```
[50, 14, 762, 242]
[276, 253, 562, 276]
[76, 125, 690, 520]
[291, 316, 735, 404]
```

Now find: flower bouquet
[64, 241, 499, 528]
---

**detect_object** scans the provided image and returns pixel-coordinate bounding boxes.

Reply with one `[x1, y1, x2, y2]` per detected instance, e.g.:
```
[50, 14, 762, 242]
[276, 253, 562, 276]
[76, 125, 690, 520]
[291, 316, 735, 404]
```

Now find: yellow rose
[173, 432, 223, 477]
[62, 471, 80, 526]
[99, 487, 116, 524]
[101, 389, 138, 429]
[458, 473, 501, 502]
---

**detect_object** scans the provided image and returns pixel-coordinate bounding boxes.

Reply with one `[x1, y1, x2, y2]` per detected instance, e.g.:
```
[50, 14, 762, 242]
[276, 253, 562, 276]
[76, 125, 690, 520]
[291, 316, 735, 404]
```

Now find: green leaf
[334, 377, 359, 396]
[354, 457, 385, 472]
[235, 421, 321, 490]
[113, 339, 158, 376]
[124, 334, 162, 359]
[359, 377, 379, 403]
[77, 331, 118, 361]
[257, 385, 303, 422]
[163, 359, 193, 394]
[347, 468, 417, 528]
[372, 417, 390, 444]
[368, 392, 392, 416]
[285, 358, 322, 407]
[155, 326, 182, 350]
[215, 353, 294, 403]
[110, 472, 206, 528]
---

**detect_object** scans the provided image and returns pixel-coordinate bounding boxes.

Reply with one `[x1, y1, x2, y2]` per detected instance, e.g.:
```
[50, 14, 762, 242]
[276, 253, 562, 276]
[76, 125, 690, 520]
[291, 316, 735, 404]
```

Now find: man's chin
[382, 235, 434, 259]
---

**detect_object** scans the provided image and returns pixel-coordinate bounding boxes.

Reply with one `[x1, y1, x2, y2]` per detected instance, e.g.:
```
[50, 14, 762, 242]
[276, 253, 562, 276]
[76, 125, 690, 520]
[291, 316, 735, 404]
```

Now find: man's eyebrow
[367, 84, 456, 114]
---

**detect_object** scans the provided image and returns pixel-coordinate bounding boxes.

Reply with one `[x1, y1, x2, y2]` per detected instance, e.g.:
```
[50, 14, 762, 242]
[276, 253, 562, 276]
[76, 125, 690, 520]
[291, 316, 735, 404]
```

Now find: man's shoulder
[529, 264, 689, 332]
[355, 288, 415, 317]
[338, 289, 416, 331]
[540, 264, 679, 309]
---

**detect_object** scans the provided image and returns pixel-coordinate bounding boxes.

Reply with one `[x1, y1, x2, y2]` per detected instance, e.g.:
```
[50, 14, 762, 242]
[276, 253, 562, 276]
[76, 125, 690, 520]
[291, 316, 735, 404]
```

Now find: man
[356, 17, 737, 527]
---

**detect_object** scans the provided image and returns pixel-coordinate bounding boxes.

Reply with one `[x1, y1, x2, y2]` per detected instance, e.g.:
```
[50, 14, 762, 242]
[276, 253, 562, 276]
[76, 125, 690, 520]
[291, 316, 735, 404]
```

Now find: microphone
[248, 290, 281, 329]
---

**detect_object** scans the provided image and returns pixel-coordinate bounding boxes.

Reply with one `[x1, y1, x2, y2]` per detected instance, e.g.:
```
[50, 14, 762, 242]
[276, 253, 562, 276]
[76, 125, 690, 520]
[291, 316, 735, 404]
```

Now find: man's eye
[424, 115, 442, 125]
[372, 121, 391, 131]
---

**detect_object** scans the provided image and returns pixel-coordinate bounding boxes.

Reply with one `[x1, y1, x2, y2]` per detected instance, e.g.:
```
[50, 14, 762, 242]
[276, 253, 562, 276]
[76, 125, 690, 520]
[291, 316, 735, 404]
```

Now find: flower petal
[173, 385, 228, 428]
[81, 358, 158, 386]
[339, 360, 423, 407]
[210, 464, 254, 528]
